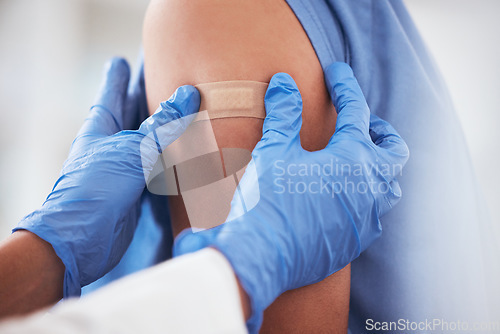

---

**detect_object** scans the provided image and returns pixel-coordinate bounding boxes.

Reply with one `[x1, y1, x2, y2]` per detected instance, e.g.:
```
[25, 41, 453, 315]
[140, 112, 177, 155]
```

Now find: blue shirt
[283, 0, 498, 331]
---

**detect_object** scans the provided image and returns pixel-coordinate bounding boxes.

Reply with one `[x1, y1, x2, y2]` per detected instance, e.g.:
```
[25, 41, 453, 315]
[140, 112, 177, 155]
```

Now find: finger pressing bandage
[146, 80, 267, 230]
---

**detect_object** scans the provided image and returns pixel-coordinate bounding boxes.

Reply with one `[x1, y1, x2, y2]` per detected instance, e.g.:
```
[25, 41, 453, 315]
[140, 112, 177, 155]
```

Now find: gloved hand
[173, 62, 409, 333]
[14, 57, 200, 298]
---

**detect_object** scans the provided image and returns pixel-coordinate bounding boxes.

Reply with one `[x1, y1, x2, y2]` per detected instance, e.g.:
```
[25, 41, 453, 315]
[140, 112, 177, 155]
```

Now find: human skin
[143, 0, 350, 332]
[0, 231, 64, 318]
[0, 232, 252, 322]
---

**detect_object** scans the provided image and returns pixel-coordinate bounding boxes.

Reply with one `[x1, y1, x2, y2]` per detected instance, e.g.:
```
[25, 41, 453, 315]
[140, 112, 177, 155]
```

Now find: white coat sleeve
[0, 248, 248, 334]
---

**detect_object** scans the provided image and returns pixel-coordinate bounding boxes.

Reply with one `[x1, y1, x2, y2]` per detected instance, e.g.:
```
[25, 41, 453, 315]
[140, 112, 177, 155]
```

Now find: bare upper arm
[143, 0, 336, 151]
[143, 1, 348, 332]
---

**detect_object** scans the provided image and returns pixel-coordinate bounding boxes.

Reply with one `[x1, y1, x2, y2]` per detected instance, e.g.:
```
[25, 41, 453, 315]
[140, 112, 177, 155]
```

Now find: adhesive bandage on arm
[145, 80, 268, 230]
[195, 80, 268, 120]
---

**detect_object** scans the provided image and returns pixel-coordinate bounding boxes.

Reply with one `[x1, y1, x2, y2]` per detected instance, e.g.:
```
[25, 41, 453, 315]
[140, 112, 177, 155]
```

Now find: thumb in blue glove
[174, 62, 409, 333]
[15, 57, 200, 298]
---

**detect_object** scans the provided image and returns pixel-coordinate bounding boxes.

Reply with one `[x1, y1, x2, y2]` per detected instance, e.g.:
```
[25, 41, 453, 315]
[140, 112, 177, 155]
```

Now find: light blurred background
[0, 0, 499, 240]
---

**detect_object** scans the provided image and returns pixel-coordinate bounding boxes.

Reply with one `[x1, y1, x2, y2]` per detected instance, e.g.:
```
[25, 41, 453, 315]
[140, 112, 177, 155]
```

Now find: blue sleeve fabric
[285, 0, 499, 331]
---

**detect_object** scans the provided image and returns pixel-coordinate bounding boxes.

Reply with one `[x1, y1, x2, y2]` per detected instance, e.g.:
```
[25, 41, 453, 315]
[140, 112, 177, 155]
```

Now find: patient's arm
[143, 0, 349, 332]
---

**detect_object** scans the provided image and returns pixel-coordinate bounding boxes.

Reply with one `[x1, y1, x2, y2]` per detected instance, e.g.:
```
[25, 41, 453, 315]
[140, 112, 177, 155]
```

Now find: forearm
[0, 231, 250, 323]
[0, 230, 64, 319]
[0, 248, 247, 334]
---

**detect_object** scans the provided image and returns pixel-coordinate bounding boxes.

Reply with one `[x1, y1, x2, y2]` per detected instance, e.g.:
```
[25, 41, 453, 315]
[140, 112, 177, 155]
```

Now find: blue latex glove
[123, 49, 150, 130]
[82, 51, 177, 295]
[14, 57, 200, 298]
[174, 62, 409, 333]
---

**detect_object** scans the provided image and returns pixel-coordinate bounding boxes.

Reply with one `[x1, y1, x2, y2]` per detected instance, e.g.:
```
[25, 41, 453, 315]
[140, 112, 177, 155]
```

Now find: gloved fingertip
[324, 62, 363, 108]
[160, 85, 200, 119]
[369, 114, 410, 165]
[266, 73, 302, 110]
[262, 72, 303, 141]
[104, 57, 131, 83]
[323, 62, 371, 140]
[268, 72, 297, 92]
[324, 62, 354, 92]
[95, 57, 131, 110]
